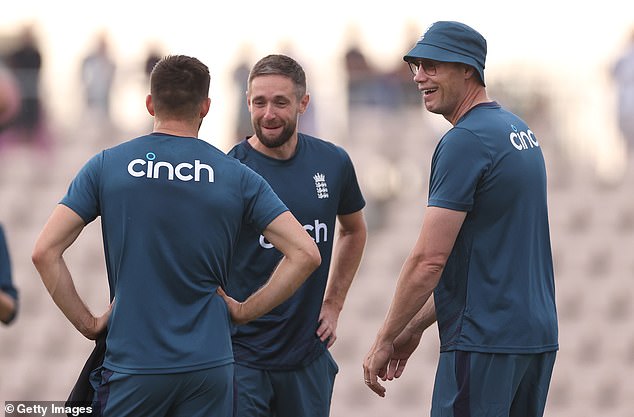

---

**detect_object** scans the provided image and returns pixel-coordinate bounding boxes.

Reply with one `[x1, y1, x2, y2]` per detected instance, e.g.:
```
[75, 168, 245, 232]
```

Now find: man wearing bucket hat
[363, 21, 558, 416]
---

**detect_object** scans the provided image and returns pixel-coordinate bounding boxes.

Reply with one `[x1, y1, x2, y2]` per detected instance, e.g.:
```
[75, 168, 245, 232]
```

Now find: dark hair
[149, 55, 210, 118]
[248, 54, 306, 99]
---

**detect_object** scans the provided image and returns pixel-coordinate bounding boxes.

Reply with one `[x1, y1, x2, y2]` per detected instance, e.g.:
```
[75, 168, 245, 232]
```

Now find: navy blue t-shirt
[227, 133, 365, 370]
[0, 224, 18, 324]
[61, 133, 288, 374]
[429, 102, 558, 354]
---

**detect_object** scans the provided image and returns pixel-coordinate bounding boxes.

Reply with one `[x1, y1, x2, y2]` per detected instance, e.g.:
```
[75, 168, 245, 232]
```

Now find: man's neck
[153, 118, 200, 138]
[446, 86, 490, 126]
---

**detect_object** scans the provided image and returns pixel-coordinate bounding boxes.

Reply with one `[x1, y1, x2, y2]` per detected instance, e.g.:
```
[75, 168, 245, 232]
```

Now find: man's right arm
[31, 204, 111, 339]
[218, 211, 321, 324]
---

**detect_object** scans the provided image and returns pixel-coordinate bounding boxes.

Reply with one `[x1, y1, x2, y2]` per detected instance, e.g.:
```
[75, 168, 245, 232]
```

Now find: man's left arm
[317, 210, 367, 348]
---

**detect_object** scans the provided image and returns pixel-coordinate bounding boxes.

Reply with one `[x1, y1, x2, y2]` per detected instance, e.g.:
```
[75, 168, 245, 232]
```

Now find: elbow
[306, 242, 322, 272]
[31, 240, 64, 296]
[411, 253, 448, 280]
[297, 238, 321, 274]
[31, 242, 56, 281]
[425, 259, 447, 275]
[31, 245, 45, 270]
[31, 241, 51, 272]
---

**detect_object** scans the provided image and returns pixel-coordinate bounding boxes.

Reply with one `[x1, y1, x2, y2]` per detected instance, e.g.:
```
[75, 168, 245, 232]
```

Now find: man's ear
[464, 65, 476, 82]
[299, 93, 310, 115]
[246, 90, 252, 112]
[146, 94, 155, 116]
[200, 97, 211, 118]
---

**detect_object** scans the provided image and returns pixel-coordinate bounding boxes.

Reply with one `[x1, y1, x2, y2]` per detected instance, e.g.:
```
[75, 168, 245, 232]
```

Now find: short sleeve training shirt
[61, 133, 288, 374]
[227, 133, 365, 369]
[428, 102, 558, 354]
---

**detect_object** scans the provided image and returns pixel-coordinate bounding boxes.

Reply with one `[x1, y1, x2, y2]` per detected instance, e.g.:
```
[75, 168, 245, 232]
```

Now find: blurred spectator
[81, 32, 116, 123]
[343, 43, 404, 136]
[138, 43, 164, 133]
[384, 24, 425, 111]
[231, 44, 256, 143]
[383, 59, 424, 109]
[232, 55, 252, 142]
[344, 45, 381, 108]
[612, 27, 634, 156]
[4, 24, 45, 146]
[0, 224, 18, 326]
[342, 43, 398, 230]
[144, 47, 162, 78]
[0, 58, 21, 133]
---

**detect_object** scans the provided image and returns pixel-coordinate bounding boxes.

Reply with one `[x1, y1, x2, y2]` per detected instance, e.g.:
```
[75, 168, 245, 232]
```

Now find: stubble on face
[248, 74, 303, 149]
[253, 119, 296, 148]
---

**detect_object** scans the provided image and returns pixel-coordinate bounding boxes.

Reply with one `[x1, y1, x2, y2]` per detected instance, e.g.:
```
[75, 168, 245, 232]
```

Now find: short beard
[254, 123, 296, 149]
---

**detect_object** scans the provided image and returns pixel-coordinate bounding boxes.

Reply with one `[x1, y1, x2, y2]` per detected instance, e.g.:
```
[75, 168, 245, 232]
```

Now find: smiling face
[247, 74, 308, 149]
[408, 58, 485, 125]
[411, 60, 467, 116]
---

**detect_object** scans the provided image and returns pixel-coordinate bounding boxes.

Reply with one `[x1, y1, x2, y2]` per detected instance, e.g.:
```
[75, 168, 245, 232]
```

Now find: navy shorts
[90, 364, 234, 417]
[431, 350, 556, 417]
[234, 350, 339, 417]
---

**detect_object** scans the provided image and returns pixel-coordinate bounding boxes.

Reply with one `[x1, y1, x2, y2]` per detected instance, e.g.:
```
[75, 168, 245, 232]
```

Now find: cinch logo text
[127, 152, 214, 182]
[259, 219, 328, 249]
[509, 125, 539, 151]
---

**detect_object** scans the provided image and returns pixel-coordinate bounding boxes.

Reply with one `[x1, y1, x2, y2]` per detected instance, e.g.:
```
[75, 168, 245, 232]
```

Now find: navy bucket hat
[404, 21, 487, 86]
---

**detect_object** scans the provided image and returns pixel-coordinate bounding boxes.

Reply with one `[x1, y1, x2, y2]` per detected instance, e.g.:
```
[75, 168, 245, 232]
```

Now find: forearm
[403, 296, 436, 337]
[377, 207, 464, 343]
[238, 250, 319, 324]
[225, 211, 321, 324]
[323, 227, 366, 312]
[34, 254, 96, 336]
[376, 255, 440, 344]
[0, 290, 16, 324]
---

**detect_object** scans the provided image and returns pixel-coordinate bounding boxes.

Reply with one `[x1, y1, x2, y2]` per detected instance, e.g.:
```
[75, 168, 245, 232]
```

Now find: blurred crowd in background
[1, 21, 633, 179]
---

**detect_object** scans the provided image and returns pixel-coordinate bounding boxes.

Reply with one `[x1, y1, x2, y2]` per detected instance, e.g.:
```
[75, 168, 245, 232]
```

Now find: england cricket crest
[313, 173, 329, 199]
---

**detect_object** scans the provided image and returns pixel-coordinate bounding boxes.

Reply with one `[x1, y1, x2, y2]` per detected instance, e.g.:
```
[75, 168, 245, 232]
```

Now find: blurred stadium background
[1, 1, 633, 416]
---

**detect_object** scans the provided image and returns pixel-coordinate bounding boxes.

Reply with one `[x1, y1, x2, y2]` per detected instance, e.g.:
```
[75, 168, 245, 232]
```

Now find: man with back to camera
[226, 54, 367, 417]
[362, 21, 559, 417]
[32, 54, 321, 417]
